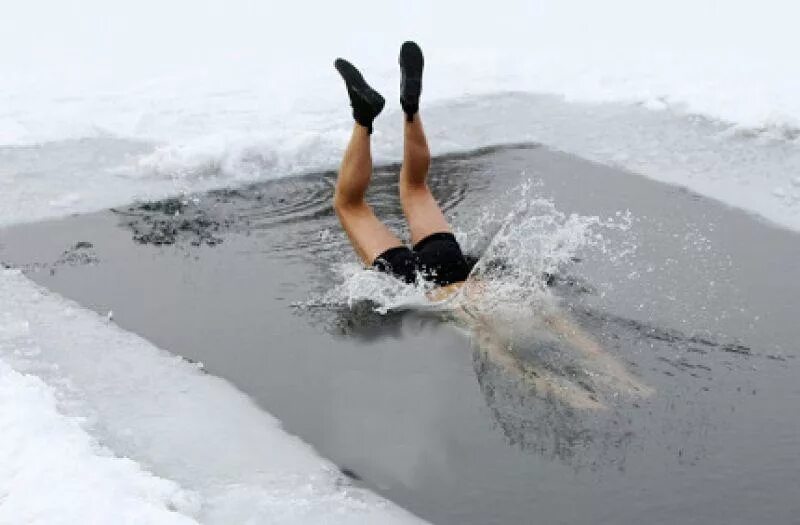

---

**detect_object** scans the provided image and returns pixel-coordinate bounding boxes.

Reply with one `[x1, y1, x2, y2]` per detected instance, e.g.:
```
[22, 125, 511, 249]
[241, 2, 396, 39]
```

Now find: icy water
[2, 144, 799, 525]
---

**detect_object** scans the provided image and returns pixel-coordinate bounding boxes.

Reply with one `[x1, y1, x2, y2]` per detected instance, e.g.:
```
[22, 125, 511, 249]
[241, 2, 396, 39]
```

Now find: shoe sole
[399, 41, 423, 106]
[399, 41, 424, 74]
[334, 58, 385, 114]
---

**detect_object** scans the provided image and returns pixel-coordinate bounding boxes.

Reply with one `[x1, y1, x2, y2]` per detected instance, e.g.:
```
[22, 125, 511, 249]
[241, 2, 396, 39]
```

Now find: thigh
[336, 203, 404, 265]
[399, 182, 452, 245]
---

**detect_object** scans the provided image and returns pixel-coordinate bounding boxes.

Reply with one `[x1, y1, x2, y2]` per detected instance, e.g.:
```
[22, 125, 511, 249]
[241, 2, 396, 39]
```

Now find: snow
[1, 0, 799, 230]
[1, 0, 799, 521]
[0, 361, 199, 525]
[0, 269, 423, 525]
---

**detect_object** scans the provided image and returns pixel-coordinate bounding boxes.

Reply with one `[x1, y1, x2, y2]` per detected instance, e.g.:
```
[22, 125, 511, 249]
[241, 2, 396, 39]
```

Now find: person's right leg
[335, 123, 404, 265]
[334, 58, 403, 265]
[398, 41, 452, 245]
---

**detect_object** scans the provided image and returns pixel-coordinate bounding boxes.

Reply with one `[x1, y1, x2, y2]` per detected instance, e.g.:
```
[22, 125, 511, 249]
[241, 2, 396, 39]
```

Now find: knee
[399, 178, 430, 197]
[403, 149, 430, 183]
[333, 191, 366, 215]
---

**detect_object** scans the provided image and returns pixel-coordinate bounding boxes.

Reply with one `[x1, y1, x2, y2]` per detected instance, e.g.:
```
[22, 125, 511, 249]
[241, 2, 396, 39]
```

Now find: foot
[399, 41, 424, 122]
[334, 58, 385, 134]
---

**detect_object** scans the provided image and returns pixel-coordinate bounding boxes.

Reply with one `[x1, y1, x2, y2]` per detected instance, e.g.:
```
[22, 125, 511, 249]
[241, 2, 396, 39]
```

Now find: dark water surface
[2, 145, 799, 525]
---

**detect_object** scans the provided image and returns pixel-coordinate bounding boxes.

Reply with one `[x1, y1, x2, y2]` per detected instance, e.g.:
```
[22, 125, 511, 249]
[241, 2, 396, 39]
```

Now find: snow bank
[0, 269, 423, 525]
[0, 361, 199, 525]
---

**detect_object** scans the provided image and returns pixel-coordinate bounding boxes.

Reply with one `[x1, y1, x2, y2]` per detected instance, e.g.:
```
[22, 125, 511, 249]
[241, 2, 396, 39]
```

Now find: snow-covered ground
[1, 0, 799, 522]
[2, 0, 799, 230]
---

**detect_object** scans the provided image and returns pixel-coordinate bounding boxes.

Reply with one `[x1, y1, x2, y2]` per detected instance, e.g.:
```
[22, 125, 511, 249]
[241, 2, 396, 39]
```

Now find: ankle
[353, 122, 372, 137]
[353, 110, 375, 134]
[403, 111, 420, 124]
[403, 107, 419, 123]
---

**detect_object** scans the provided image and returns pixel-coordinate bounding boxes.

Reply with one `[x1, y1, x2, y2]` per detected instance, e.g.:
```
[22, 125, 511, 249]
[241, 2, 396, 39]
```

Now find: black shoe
[334, 58, 385, 134]
[399, 41, 424, 122]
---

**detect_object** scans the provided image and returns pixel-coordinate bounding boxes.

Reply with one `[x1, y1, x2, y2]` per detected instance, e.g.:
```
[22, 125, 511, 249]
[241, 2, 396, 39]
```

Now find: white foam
[0, 269, 424, 525]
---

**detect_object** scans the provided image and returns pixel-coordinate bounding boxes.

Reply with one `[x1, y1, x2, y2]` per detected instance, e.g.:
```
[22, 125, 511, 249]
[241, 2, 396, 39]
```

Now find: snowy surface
[0, 270, 423, 525]
[0, 360, 199, 525]
[1, 0, 799, 230]
[1, 1, 799, 522]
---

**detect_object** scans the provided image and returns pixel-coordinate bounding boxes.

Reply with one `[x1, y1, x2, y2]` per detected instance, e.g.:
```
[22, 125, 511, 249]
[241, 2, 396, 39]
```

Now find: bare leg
[335, 124, 403, 264]
[399, 114, 452, 245]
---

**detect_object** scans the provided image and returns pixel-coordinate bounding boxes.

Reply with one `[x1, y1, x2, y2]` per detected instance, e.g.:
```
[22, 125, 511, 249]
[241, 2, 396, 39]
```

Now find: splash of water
[303, 180, 632, 316]
[460, 181, 632, 312]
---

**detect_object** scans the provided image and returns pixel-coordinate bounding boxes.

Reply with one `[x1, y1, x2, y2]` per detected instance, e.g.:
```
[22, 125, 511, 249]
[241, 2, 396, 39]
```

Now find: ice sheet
[0, 269, 424, 525]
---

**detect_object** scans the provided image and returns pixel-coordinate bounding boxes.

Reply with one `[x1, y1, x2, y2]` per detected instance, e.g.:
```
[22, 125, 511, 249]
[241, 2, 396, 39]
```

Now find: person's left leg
[399, 113, 452, 245]
[397, 41, 452, 245]
[333, 58, 403, 265]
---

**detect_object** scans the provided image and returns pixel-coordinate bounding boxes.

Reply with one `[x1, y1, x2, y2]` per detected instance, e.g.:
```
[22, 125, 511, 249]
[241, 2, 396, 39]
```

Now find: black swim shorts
[372, 232, 471, 287]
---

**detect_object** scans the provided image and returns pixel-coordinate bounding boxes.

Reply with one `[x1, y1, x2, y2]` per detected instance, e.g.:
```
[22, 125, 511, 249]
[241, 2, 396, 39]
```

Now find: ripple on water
[113, 147, 494, 262]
